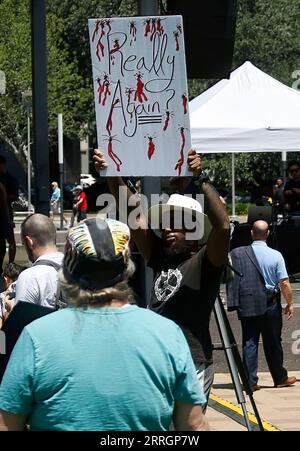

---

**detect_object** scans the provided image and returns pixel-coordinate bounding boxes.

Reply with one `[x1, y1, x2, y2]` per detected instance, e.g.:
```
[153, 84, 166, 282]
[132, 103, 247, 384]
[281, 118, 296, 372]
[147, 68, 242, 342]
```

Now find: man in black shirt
[94, 148, 230, 411]
[284, 161, 300, 213]
[0, 156, 18, 266]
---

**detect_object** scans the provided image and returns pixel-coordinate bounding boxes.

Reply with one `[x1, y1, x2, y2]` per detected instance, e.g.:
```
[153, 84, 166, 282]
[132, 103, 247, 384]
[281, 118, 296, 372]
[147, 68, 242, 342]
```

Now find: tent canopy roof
[189, 61, 300, 153]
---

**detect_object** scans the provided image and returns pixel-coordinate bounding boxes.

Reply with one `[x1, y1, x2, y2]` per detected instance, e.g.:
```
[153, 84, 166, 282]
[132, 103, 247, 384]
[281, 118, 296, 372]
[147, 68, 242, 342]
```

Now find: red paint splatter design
[96, 21, 105, 61]
[107, 137, 122, 172]
[97, 78, 104, 104]
[157, 18, 164, 35]
[102, 74, 111, 106]
[144, 19, 151, 37]
[110, 39, 121, 66]
[147, 137, 155, 160]
[163, 110, 174, 131]
[106, 99, 120, 135]
[134, 72, 148, 103]
[105, 19, 112, 33]
[150, 18, 157, 41]
[129, 21, 137, 45]
[174, 31, 180, 51]
[92, 20, 101, 42]
[174, 127, 185, 175]
[125, 87, 135, 122]
[182, 94, 188, 114]
[110, 39, 120, 55]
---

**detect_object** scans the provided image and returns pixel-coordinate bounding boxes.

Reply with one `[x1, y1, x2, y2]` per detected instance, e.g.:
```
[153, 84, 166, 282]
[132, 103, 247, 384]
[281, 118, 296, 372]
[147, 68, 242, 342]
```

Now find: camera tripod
[212, 293, 264, 431]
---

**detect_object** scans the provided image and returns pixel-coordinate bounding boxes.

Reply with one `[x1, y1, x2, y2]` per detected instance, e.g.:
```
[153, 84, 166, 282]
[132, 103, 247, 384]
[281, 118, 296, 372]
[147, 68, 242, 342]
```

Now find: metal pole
[138, 0, 158, 15]
[31, 0, 49, 215]
[58, 114, 64, 230]
[231, 153, 236, 218]
[282, 151, 287, 183]
[27, 114, 31, 213]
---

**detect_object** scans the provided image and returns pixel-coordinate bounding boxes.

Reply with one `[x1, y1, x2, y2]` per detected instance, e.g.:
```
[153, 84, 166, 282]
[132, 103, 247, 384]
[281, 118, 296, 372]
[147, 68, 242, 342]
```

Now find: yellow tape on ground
[209, 392, 280, 431]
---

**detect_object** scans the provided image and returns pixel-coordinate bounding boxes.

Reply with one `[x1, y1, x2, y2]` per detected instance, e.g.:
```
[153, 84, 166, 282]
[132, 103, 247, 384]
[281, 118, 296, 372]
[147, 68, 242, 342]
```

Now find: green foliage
[0, 0, 31, 163]
[188, 0, 300, 188]
[226, 202, 254, 216]
[234, 0, 300, 86]
[188, 0, 300, 97]
[0, 0, 138, 162]
[0, 0, 299, 186]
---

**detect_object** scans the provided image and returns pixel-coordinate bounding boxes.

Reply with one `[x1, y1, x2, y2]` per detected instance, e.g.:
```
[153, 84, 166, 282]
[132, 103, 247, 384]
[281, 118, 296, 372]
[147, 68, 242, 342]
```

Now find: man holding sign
[91, 15, 230, 410]
[94, 148, 230, 410]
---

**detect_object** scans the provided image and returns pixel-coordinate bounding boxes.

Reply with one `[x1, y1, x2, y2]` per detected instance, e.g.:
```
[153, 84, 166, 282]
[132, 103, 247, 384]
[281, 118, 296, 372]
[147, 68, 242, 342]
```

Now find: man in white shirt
[15, 214, 64, 308]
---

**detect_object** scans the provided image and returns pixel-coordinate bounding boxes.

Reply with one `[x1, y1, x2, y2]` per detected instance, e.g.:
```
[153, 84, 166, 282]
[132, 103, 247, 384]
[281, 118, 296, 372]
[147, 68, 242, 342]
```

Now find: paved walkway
[206, 371, 300, 431]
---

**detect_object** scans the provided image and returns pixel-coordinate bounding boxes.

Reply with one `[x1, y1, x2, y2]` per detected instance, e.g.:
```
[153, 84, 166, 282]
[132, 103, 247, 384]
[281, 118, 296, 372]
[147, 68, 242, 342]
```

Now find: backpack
[32, 259, 67, 309]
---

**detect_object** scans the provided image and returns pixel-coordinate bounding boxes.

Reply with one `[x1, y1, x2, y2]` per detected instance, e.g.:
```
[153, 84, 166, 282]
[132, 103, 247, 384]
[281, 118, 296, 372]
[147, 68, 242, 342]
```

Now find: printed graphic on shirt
[154, 268, 182, 303]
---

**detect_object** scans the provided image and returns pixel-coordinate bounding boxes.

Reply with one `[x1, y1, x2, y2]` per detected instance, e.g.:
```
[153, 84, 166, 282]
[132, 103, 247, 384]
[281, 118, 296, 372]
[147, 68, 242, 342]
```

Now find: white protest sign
[89, 15, 191, 176]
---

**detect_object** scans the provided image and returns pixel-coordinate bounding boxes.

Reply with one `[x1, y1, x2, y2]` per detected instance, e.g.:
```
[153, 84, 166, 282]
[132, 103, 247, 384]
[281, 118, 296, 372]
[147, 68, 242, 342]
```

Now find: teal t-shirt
[0, 305, 205, 431]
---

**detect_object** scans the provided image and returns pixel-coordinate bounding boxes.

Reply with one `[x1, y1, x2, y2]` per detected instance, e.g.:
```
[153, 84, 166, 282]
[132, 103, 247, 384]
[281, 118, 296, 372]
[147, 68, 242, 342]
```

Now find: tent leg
[282, 151, 287, 183]
[231, 153, 237, 219]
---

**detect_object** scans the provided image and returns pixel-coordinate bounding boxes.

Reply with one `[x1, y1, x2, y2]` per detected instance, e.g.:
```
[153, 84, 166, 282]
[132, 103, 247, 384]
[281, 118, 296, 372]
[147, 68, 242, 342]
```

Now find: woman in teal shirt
[0, 218, 208, 431]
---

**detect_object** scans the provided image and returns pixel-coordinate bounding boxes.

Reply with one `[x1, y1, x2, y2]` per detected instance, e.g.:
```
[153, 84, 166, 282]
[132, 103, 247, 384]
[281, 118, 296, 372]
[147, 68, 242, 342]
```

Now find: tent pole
[282, 151, 287, 183]
[231, 153, 236, 218]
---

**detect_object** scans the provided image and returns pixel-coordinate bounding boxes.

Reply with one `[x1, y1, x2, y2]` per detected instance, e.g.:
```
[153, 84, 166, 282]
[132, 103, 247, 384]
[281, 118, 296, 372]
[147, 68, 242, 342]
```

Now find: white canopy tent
[190, 61, 300, 153]
[189, 61, 300, 215]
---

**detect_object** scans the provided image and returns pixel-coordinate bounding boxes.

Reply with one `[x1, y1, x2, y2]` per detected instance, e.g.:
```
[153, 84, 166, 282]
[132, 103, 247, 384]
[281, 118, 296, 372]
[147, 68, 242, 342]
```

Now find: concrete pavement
[206, 371, 300, 431]
[8, 212, 300, 430]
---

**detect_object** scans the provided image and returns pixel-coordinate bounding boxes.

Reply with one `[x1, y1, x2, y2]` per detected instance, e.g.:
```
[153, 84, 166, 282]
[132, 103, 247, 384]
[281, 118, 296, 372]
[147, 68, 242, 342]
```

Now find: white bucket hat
[148, 194, 211, 244]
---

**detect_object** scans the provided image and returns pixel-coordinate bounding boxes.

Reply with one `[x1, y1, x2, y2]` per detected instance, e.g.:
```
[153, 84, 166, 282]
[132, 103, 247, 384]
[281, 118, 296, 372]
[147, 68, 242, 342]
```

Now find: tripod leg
[213, 296, 264, 431]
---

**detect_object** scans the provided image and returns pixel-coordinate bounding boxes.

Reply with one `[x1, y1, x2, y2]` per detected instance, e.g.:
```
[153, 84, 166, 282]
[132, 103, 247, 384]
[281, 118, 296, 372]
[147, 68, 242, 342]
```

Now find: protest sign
[89, 15, 191, 176]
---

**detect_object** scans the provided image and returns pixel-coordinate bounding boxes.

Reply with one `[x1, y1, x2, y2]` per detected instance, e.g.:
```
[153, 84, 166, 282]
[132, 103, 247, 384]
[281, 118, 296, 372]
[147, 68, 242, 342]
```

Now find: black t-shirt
[284, 179, 300, 212]
[148, 238, 223, 364]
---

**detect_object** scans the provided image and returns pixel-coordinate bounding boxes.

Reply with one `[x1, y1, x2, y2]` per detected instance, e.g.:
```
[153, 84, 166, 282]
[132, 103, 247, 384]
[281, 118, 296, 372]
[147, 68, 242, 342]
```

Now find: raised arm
[93, 149, 155, 262]
[202, 181, 230, 267]
[188, 152, 230, 267]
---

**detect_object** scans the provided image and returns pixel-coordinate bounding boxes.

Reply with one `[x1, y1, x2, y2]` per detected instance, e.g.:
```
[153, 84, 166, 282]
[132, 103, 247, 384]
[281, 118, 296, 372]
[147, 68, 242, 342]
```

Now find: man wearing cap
[72, 185, 88, 223]
[94, 148, 230, 410]
[0, 218, 209, 431]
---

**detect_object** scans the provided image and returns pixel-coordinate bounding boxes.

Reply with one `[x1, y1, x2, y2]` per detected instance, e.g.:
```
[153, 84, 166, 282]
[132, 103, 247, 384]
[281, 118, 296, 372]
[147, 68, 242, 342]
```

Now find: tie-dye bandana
[63, 218, 130, 290]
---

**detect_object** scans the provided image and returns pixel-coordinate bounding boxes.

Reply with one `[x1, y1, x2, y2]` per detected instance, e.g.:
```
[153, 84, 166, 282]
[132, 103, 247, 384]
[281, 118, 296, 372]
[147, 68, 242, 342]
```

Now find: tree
[188, 0, 300, 188]
[0, 0, 138, 166]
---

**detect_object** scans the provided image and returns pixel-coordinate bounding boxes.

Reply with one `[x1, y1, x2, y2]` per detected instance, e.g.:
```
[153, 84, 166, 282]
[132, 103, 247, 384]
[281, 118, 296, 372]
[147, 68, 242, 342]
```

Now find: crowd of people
[0, 152, 298, 431]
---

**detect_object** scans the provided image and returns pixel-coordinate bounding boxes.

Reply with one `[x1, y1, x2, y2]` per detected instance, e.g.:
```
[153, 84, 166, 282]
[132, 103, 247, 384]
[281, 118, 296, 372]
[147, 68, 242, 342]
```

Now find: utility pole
[31, 0, 49, 215]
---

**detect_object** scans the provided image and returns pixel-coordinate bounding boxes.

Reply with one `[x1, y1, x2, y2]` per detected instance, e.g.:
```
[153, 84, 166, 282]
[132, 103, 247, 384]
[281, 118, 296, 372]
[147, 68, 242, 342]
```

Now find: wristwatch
[193, 171, 211, 186]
